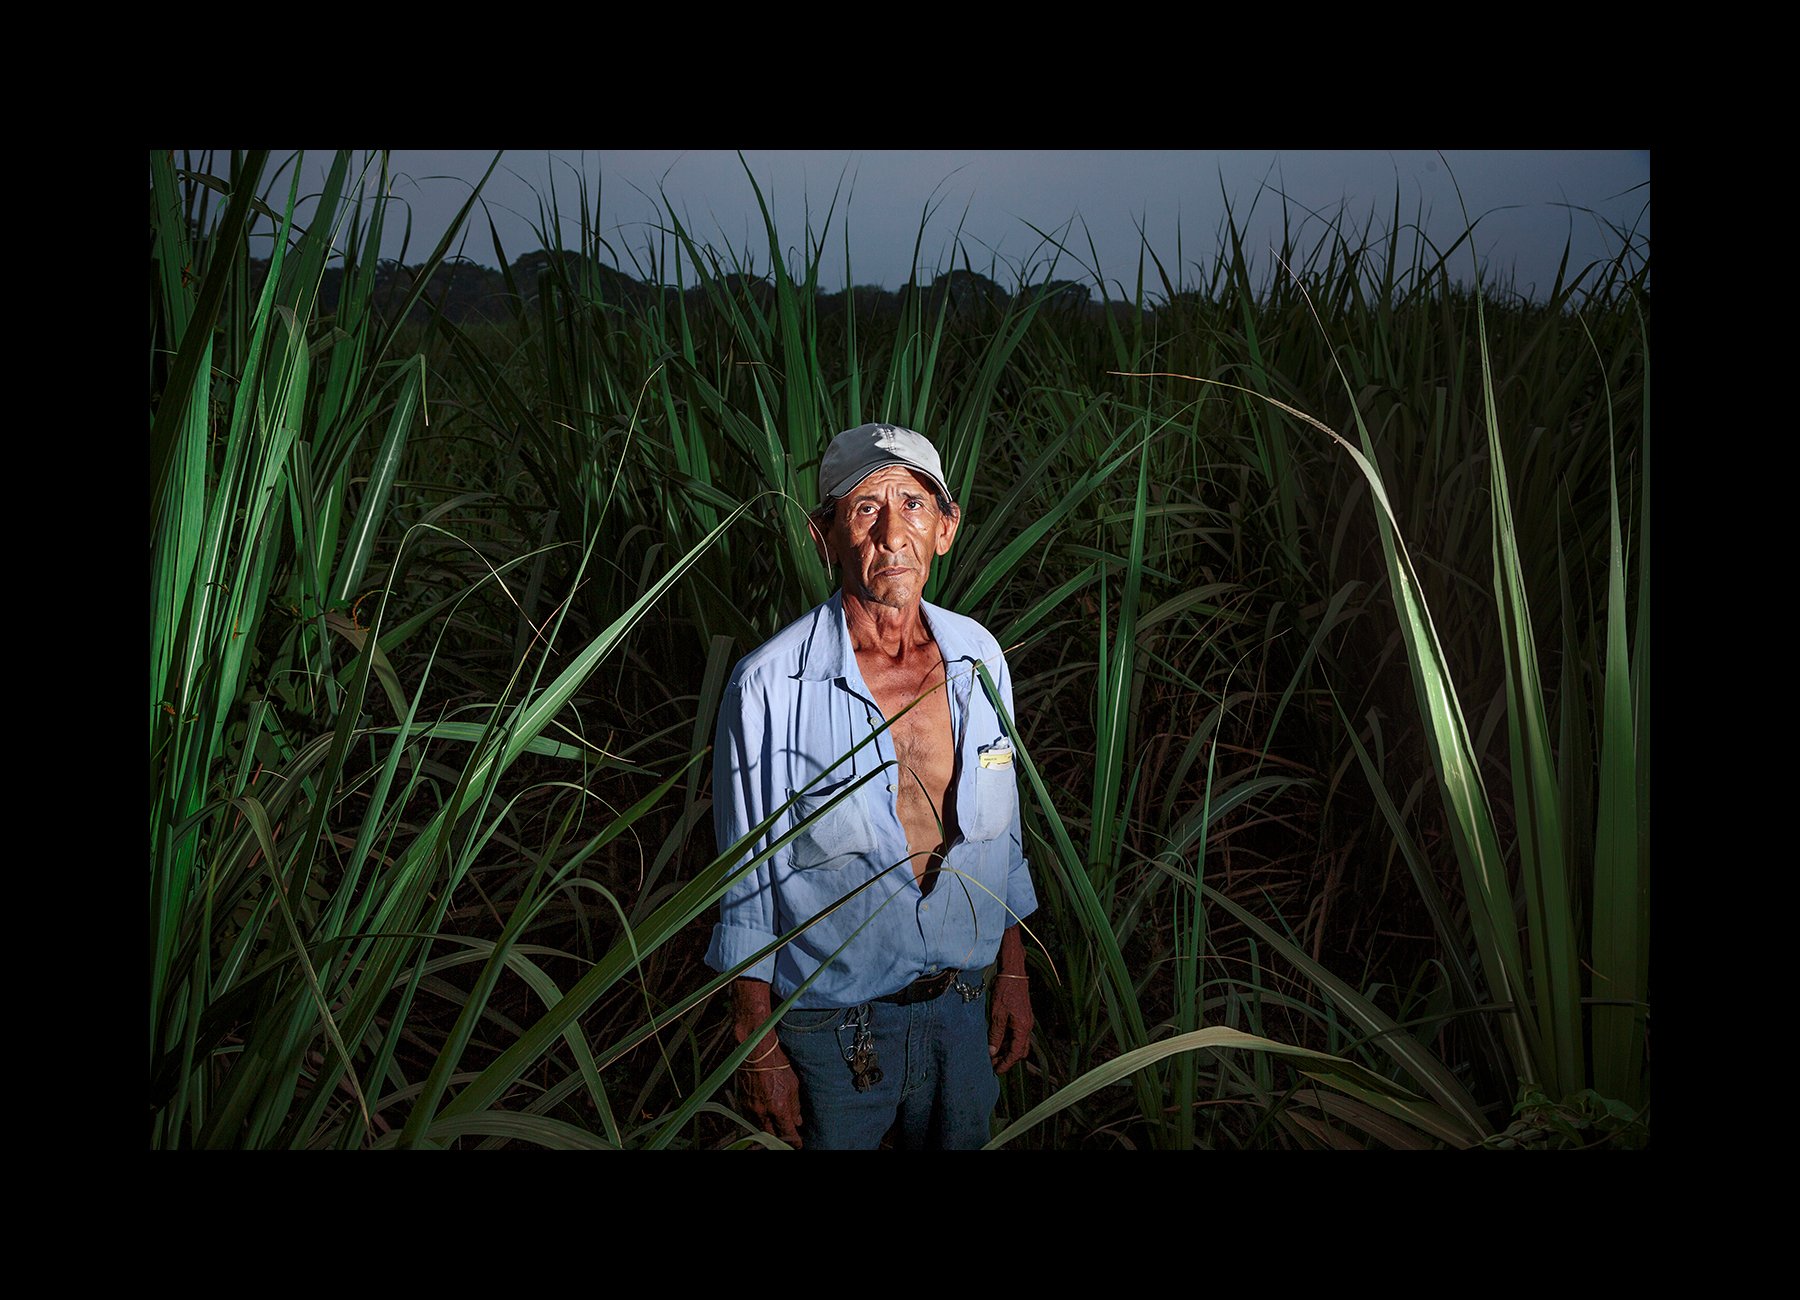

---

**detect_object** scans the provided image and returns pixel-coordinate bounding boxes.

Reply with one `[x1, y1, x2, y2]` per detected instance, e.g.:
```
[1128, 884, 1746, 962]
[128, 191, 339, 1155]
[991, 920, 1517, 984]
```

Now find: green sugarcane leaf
[986, 1025, 1432, 1149]
[333, 355, 422, 605]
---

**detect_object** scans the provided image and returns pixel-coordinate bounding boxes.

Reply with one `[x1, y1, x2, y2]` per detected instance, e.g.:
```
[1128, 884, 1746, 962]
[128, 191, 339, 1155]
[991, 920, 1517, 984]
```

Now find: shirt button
[927, 964, 936, 972]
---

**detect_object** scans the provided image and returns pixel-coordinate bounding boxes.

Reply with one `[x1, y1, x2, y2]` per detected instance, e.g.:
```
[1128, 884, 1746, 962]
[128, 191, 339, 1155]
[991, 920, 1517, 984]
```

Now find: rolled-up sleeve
[704, 677, 780, 982]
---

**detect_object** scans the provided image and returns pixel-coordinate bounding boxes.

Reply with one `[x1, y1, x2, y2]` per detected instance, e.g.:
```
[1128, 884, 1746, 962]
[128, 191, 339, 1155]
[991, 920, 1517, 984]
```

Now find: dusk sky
[214, 150, 1650, 302]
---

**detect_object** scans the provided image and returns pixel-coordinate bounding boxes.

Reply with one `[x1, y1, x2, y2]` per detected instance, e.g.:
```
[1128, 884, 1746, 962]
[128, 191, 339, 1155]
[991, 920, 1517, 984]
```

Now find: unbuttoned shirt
[705, 591, 1038, 1008]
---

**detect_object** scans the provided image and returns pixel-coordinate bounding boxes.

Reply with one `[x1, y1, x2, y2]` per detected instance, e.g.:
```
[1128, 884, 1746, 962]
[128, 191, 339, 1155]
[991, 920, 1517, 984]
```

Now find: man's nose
[872, 503, 906, 549]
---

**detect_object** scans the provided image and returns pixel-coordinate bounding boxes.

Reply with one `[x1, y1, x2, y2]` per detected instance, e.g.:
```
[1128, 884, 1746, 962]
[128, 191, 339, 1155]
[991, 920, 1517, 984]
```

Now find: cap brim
[823, 456, 950, 506]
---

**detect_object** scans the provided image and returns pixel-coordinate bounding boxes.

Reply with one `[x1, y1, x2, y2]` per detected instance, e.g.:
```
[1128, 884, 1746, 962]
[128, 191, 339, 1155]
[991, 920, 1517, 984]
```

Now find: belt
[876, 968, 960, 1005]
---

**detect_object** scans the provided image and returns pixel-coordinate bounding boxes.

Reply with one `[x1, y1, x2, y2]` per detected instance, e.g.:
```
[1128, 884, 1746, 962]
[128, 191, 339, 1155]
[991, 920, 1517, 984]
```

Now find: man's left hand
[988, 972, 1033, 1074]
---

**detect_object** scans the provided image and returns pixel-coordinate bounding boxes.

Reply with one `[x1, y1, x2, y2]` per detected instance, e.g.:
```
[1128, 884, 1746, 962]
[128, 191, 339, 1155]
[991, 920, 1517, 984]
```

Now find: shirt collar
[796, 589, 981, 681]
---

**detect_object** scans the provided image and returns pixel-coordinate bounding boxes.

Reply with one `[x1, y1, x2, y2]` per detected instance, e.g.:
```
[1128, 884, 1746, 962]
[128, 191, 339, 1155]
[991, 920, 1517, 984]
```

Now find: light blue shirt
[705, 591, 1039, 1008]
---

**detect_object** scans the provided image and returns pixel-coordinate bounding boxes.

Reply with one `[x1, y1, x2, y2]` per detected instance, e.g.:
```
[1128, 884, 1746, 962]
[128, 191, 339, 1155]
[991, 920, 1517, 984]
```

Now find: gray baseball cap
[818, 423, 952, 508]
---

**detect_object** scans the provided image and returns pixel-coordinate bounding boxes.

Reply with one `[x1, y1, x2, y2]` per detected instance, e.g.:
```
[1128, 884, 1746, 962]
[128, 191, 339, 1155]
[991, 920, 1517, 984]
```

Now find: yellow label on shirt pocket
[978, 742, 1014, 769]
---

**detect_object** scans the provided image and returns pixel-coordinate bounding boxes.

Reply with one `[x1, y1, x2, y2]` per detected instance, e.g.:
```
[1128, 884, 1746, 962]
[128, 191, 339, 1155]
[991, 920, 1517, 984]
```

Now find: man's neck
[841, 589, 934, 661]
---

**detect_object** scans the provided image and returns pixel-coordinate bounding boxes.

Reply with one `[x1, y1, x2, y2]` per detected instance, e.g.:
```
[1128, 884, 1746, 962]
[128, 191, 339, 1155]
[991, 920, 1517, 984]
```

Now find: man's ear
[808, 511, 833, 568]
[934, 504, 961, 557]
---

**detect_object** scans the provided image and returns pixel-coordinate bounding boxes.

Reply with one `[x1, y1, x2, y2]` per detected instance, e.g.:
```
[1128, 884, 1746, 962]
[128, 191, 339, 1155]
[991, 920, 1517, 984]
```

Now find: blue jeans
[778, 987, 1000, 1150]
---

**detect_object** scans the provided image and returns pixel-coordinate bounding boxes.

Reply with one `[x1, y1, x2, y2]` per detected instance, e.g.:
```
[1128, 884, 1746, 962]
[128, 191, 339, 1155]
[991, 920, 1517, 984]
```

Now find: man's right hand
[731, 978, 804, 1149]
[737, 1036, 804, 1148]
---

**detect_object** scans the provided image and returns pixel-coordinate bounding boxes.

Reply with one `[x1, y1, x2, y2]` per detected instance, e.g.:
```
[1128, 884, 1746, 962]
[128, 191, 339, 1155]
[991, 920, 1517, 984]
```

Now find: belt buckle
[881, 967, 960, 1005]
[918, 969, 955, 1002]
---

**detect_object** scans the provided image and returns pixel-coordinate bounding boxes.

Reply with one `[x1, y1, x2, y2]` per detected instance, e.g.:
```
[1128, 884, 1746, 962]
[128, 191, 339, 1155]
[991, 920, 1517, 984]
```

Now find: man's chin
[851, 578, 919, 610]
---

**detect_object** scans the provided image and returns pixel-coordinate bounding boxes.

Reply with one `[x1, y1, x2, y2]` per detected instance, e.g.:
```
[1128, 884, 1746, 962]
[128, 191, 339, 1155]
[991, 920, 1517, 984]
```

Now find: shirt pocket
[966, 754, 1018, 843]
[787, 778, 876, 870]
[779, 1005, 846, 1034]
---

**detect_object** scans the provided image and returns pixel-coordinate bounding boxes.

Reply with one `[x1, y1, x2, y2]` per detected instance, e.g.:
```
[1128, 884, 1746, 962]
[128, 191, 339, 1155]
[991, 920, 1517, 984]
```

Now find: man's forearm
[730, 976, 781, 1052]
[987, 922, 1033, 1073]
[997, 923, 1026, 978]
[727, 978, 804, 1145]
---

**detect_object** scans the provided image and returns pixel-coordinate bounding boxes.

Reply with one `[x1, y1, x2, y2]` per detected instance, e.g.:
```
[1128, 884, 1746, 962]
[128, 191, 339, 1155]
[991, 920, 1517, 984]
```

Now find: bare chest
[856, 649, 958, 861]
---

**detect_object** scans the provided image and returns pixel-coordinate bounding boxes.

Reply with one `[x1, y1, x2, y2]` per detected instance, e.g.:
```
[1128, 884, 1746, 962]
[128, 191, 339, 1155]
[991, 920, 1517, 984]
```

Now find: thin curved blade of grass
[365, 720, 634, 764]
[1280, 1107, 1366, 1150]
[1136, 581, 1246, 635]
[984, 1025, 1426, 1149]
[363, 519, 547, 660]
[630, 1101, 794, 1151]
[990, 563, 1097, 655]
[331, 354, 422, 605]
[1155, 691, 1247, 829]
[321, 610, 407, 719]
[1089, 432, 1151, 899]
[398, 1111, 618, 1151]
[1290, 1071, 1476, 1149]
[1291, 1085, 1436, 1150]
[1154, 772, 1310, 866]
[693, 1104, 792, 1151]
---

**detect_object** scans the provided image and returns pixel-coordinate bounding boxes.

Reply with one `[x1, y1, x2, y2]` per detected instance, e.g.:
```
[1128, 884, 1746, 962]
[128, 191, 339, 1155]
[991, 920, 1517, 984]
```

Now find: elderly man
[705, 422, 1037, 1150]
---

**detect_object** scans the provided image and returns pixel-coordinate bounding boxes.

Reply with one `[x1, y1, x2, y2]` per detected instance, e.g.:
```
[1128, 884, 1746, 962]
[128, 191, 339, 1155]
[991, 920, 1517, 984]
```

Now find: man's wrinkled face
[817, 466, 959, 610]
